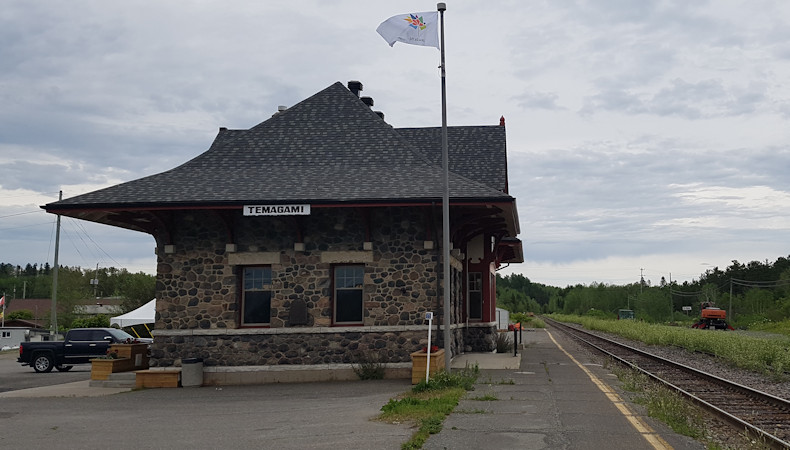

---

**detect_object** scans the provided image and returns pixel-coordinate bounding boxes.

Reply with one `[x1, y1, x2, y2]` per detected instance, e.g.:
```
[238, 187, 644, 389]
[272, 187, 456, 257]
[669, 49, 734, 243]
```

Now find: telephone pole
[640, 268, 644, 294]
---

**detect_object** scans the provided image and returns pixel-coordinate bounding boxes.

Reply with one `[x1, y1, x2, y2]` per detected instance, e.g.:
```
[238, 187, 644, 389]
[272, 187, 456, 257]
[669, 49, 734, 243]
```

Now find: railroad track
[544, 317, 790, 449]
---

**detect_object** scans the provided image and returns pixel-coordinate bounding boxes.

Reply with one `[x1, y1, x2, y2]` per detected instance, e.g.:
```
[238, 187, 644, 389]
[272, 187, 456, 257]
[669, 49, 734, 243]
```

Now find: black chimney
[347, 80, 363, 97]
[361, 96, 374, 107]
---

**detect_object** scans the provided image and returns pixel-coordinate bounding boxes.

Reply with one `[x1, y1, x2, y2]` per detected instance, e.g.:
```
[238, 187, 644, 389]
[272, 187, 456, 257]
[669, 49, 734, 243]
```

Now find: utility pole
[668, 273, 672, 321]
[729, 278, 733, 323]
[91, 263, 100, 298]
[640, 268, 644, 294]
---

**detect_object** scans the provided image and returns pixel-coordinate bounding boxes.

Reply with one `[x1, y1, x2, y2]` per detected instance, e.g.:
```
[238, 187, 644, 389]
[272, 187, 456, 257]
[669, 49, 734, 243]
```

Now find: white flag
[376, 12, 439, 49]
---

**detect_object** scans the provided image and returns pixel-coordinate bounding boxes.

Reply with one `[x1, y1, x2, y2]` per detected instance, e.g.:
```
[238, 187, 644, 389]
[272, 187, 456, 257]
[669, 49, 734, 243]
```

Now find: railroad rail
[544, 317, 790, 449]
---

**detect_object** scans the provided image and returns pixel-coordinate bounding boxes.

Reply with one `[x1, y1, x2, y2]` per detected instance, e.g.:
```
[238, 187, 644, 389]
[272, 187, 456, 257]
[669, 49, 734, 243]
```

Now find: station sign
[682, 306, 692, 311]
[243, 204, 311, 216]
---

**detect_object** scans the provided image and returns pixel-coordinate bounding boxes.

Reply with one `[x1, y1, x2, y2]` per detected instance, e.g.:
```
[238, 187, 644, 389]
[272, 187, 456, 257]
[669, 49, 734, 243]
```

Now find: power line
[0, 210, 43, 219]
[731, 278, 790, 289]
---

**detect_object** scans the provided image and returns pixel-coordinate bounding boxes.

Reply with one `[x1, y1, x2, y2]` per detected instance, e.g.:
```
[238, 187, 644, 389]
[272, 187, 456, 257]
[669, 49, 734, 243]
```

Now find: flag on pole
[0, 295, 4, 307]
[377, 11, 439, 49]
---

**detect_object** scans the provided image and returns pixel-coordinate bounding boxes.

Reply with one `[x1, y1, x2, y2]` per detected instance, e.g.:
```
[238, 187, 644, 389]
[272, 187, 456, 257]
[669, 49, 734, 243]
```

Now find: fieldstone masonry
[151, 206, 496, 368]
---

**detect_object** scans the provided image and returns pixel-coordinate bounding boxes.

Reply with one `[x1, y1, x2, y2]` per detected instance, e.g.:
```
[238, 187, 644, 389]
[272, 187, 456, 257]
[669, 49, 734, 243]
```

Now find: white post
[425, 312, 433, 383]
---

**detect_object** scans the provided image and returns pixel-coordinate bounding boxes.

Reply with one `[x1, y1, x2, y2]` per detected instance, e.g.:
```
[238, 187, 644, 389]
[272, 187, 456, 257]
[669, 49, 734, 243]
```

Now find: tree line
[0, 262, 155, 330]
[496, 255, 790, 328]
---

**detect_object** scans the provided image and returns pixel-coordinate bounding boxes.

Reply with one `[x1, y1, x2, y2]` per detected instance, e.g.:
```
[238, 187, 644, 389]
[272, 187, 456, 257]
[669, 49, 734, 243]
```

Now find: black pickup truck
[17, 328, 141, 373]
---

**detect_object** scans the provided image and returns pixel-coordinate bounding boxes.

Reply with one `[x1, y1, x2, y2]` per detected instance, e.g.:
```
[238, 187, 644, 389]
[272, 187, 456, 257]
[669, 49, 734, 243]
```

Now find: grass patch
[379, 365, 479, 450]
[352, 350, 385, 380]
[469, 393, 498, 401]
[495, 332, 512, 353]
[747, 318, 790, 337]
[550, 314, 790, 376]
[527, 317, 546, 328]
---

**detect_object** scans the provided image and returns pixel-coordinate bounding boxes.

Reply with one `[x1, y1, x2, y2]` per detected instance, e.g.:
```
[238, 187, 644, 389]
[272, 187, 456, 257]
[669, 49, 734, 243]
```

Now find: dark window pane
[92, 331, 113, 341]
[469, 292, 482, 319]
[68, 330, 91, 341]
[336, 290, 362, 323]
[244, 291, 271, 324]
[469, 272, 483, 320]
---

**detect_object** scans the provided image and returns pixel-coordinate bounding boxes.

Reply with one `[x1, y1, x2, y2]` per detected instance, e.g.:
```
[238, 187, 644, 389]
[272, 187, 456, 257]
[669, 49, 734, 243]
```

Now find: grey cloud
[580, 78, 771, 118]
[513, 91, 565, 111]
[509, 139, 790, 264]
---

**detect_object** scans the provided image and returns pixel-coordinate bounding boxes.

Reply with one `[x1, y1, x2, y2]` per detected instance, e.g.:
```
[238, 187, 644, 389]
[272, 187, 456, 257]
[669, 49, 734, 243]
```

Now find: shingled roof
[47, 82, 512, 209]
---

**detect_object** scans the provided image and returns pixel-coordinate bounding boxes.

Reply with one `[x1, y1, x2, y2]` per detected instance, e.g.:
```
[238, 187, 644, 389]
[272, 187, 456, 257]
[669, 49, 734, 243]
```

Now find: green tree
[71, 314, 111, 328]
[8, 309, 34, 320]
[118, 271, 156, 312]
[634, 288, 672, 322]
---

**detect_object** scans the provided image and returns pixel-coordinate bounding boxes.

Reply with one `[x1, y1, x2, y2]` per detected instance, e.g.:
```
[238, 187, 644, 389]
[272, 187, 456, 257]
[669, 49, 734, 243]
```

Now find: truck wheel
[33, 353, 54, 373]
[55, 365, 73, 372]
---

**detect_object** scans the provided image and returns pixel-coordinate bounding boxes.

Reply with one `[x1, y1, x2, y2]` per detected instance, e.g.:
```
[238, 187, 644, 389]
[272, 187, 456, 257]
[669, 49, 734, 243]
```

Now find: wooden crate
[410, 349, 445, 384]
[135, 369, 181, 388]
[109, 343, 150, 369]
[90, 358, 135, 380]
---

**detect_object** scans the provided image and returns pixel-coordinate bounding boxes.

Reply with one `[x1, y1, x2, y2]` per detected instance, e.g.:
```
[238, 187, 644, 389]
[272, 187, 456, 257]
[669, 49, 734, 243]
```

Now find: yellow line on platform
[546, 330, 673, 450]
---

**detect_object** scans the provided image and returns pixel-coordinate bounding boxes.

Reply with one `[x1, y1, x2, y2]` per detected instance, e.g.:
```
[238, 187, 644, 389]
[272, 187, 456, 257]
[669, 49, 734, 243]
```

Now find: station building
[43, 81, 523, 382]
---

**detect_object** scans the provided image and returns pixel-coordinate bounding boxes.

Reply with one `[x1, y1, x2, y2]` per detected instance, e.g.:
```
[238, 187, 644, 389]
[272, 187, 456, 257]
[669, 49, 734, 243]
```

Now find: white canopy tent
[111, 299, 155, 327]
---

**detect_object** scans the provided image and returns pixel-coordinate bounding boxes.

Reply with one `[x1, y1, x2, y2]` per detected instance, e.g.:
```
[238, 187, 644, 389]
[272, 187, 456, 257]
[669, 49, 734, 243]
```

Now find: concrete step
[89, 370, 137, 388]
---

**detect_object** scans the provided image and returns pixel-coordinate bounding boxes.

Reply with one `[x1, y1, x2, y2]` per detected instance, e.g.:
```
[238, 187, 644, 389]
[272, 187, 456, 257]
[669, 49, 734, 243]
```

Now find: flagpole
[51, 190, 62, 336]
[437, 2, 452, 372]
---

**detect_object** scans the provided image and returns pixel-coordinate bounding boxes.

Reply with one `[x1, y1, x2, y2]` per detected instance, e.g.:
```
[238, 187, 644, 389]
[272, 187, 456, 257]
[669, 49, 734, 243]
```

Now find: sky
[2, 0, 790, 288]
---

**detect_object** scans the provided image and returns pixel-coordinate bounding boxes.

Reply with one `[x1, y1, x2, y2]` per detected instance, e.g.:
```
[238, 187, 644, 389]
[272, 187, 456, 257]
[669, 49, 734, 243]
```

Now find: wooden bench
[135, 369, 181, 388]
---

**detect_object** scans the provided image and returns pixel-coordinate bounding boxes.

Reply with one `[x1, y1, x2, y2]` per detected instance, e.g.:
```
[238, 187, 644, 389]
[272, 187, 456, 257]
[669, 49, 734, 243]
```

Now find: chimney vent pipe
[347, 80, 363, 97]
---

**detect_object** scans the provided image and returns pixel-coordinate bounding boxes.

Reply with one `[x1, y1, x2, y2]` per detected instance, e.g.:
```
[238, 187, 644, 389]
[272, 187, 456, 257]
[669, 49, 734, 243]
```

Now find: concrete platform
[0, 379, 131, 398]
[425, 327, 705, 450]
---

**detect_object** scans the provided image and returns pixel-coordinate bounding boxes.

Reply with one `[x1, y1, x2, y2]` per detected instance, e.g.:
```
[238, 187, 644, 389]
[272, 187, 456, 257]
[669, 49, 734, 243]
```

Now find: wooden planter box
[410, 349, 445, 384]
[135, 369, 181, 388]
[109, 343, 149, 369]
[90, 358, 135, 380]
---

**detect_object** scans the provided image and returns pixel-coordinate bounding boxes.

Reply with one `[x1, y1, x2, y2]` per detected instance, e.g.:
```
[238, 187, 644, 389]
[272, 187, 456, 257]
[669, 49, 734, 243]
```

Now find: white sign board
[682, 306, 692, 311]
[244, 205, 311, 216]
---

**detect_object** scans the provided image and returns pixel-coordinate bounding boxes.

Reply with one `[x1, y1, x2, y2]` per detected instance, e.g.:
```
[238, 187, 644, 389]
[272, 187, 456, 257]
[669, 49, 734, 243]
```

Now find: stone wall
[151, 329, 427, 367]
[463, 324, 497, 353]
[151, 205, 488, 367]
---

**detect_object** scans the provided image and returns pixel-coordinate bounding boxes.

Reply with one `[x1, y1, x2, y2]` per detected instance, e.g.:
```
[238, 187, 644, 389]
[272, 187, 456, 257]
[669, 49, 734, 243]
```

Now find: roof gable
[396, 125, 509, 193]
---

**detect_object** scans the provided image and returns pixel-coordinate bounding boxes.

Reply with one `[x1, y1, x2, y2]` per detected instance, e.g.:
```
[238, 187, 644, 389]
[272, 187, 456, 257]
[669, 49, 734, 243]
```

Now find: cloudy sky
[2, 0, 789, 288]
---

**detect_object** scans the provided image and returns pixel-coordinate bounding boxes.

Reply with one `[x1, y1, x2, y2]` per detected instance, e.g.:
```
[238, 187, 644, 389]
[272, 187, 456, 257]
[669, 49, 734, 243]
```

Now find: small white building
[1, 325, 52, 349]
[495, 308, 510, 330]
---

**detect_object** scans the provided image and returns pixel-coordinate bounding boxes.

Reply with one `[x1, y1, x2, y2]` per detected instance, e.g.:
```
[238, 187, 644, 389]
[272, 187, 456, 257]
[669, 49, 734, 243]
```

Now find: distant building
[43, 81, 523, 382]
[1, 324, 52, 348]
[3, 297, 123, 328]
